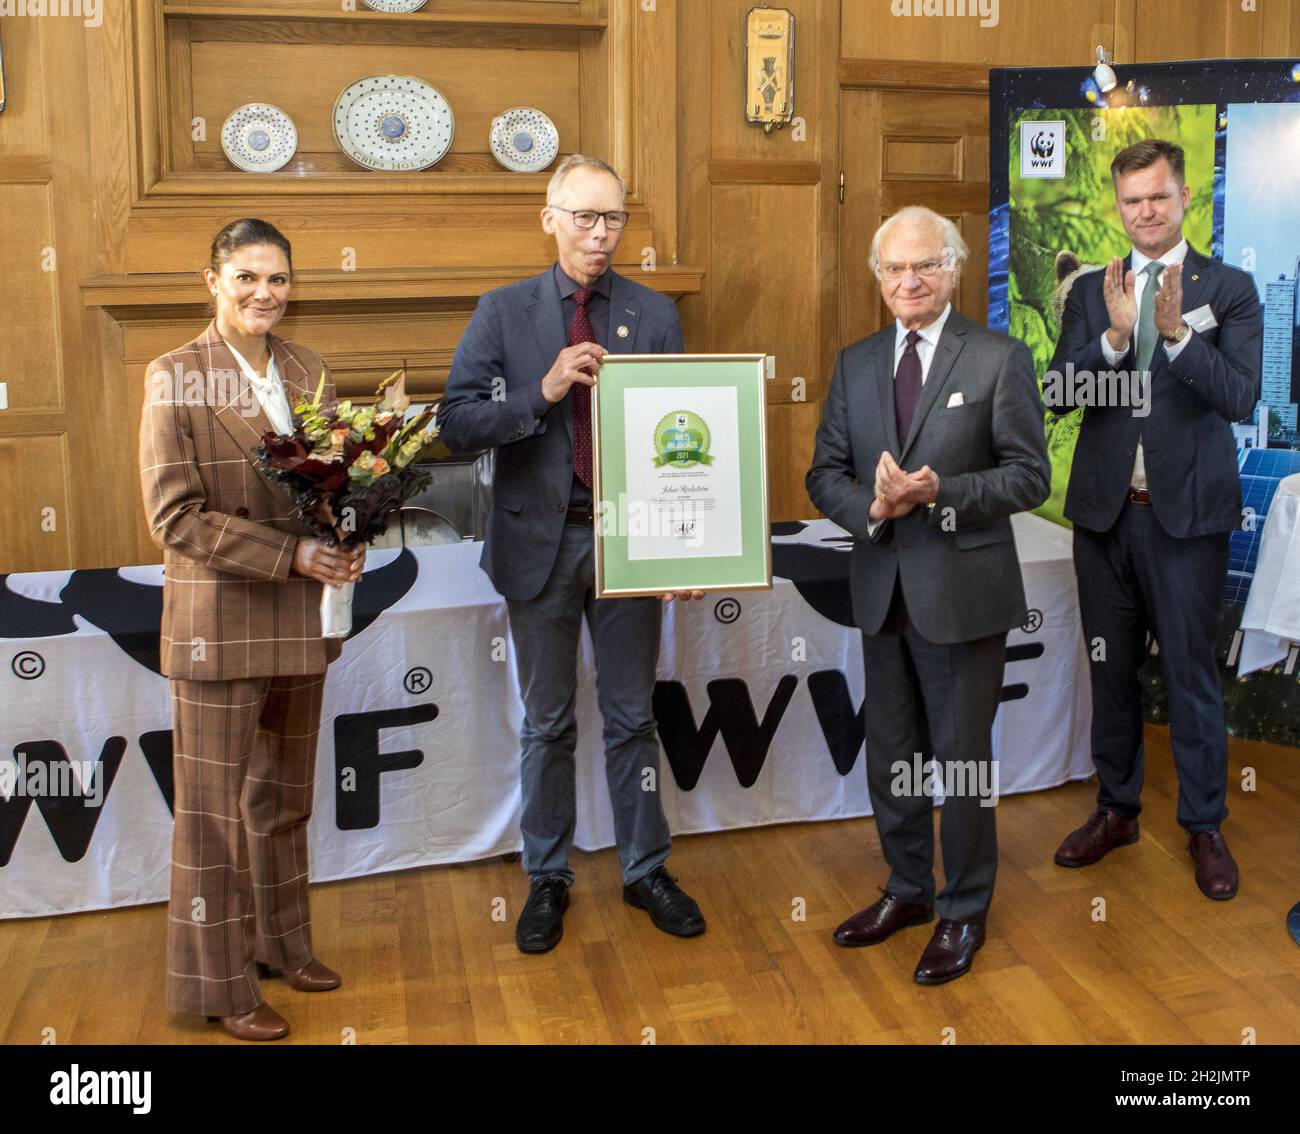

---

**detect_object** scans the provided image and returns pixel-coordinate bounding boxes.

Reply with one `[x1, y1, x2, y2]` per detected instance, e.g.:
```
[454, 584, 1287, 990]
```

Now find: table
[0, 514, 1092, 919]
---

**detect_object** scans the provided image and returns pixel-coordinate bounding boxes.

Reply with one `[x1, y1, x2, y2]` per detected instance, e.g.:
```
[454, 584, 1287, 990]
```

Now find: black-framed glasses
[550, 206, 630, 230]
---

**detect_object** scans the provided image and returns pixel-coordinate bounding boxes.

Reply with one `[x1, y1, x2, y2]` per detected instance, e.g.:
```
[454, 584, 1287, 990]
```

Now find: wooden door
[838, 87, 990, 349]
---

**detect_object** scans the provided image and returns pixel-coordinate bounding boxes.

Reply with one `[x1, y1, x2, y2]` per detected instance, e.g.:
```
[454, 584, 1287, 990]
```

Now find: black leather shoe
[516, 876, 570, 954]
[623, 866, 706, 937]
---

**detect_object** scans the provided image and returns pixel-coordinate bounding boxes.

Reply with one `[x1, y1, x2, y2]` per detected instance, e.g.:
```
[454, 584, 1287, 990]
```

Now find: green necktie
[1135, 260, 1165, 371]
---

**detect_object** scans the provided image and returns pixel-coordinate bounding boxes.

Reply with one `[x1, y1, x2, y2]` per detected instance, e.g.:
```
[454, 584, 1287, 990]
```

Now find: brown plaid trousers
[166, 674, 325, 1017]
[140, 322, 341, 1017]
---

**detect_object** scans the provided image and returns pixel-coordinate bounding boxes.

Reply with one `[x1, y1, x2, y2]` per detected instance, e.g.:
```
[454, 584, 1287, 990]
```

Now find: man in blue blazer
[438, 155, 706, 953]
[1048, 140, 1262, 900]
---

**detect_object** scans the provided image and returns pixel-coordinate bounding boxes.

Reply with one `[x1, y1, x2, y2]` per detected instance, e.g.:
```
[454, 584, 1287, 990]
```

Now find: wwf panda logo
[1030, 131, 1055, 160]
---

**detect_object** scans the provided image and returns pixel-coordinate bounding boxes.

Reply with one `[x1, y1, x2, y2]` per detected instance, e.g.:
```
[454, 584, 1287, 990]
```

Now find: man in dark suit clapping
[439, 156, 706, 954]
[807, 206, 1050, 984]
[1048, 140, 1262, 900]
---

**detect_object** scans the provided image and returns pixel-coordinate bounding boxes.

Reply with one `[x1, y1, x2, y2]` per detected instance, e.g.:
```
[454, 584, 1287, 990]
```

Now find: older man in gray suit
[439, 155, 705, 955]
[807, 206, 1049, 984]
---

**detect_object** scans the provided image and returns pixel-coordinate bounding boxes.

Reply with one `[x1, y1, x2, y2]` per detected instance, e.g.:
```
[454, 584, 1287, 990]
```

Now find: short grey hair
[546, 154, 627, 207]
[868, 206, 969, 275]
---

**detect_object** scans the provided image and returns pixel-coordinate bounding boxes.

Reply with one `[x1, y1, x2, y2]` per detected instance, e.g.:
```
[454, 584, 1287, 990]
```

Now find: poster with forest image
[1005, 105, 1216, 527]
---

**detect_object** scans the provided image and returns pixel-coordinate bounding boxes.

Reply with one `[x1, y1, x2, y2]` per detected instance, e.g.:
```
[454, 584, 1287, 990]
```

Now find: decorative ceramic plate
[333, 75, 454, 172]
[221, 103, 298, 173]
[361, 0, 429, 11]
[489, 107, 559, 173]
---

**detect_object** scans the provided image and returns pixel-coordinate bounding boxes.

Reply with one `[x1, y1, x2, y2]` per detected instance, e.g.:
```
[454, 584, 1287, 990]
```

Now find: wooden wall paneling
[165, 19, 196, 174]
[162, 0, 585, 11]
[577, 1, 610, 160]
[631, 0, 678, 260]
[840, 0, 1119, 67]
[0, 436, 73, 573]
[691, 0, 838, 521]
[1133, 0, 1265, 62]
[676, 0, 713, 359]
[0, 185, 63, 416]
[837, 85, 879, 350]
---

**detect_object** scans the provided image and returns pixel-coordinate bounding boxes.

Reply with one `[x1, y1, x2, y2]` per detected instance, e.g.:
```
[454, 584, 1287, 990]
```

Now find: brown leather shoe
[207, 1002, 289, 1041]
[913, 919, 985, 985]
[833, 891, 934, 947]
[1188, 829, 1239, 901]
[256, 958, 342, 992]
[1054, 808, 1139, 867]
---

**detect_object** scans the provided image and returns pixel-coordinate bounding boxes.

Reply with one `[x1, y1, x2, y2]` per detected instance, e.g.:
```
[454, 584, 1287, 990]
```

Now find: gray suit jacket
[438, 266, 684, 600]
[806, 309, 1050, 644]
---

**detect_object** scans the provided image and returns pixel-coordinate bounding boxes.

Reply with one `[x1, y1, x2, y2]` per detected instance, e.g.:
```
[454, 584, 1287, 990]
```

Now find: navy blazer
[807, 309, 1050, 644]
[1048, 246, 1262, 538]
[438, 266, 684, 600]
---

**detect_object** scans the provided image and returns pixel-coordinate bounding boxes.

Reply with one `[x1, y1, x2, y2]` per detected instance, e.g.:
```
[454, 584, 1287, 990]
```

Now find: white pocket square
[1183, 304, 1217, 332]
[946, 392, 965, 408]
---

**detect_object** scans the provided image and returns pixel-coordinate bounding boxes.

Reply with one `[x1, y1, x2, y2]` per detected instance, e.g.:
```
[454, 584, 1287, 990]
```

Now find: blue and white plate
[221, 103, 297, 173]
[333, 74, 454, 172]
[362, 0, 429, 10]
[490, 107, 559, 173]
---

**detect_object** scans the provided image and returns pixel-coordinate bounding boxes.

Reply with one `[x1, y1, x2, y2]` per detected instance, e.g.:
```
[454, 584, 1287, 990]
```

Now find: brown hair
[1110, 140, 1185, 185]
[208, 217, 293, 274]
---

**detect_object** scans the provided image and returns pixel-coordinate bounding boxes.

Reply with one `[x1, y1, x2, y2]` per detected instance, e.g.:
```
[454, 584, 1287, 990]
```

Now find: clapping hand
[1152, 262, 1184, 340]
[1103, 256, 1138, 352]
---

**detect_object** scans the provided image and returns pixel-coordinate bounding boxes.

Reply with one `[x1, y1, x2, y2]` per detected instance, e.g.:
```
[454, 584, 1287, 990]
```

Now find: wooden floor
[2, 726, 1298, 1045]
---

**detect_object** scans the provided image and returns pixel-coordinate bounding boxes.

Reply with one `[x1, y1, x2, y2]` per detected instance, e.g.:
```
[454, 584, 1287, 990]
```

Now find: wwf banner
[990, 59, 1300, 746]
[0, 519, 1090, 920]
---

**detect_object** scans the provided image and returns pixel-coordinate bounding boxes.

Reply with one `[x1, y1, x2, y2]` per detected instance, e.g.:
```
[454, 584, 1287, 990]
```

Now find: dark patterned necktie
[895, 330, 922, 444]
[569, 286, 597, 488]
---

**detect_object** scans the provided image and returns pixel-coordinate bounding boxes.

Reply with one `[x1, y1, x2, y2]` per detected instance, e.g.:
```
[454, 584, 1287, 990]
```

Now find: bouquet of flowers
[253, 367, 442, 637]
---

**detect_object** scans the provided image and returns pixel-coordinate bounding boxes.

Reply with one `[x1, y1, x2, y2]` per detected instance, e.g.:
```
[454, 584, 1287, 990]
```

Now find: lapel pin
[1190, 274, 1199, 281]
[616, 325, 630, 338]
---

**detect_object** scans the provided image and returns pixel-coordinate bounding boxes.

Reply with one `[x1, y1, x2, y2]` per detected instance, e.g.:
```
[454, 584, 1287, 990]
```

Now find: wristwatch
[1165, 323, 1190, 346]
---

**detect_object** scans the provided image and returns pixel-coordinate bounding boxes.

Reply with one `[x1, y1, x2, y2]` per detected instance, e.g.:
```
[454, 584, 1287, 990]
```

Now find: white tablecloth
[0, 513, 1092, 919]
[1239, 473, 1300, 676]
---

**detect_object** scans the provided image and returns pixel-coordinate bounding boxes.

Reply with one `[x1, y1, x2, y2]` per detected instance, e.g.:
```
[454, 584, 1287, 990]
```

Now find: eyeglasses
[550, 206, 630, 230]
[877, 250, 955, 280]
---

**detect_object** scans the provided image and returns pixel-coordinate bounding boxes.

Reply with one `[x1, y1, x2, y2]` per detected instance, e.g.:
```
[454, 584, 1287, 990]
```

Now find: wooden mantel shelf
[82, 265, 705, 317]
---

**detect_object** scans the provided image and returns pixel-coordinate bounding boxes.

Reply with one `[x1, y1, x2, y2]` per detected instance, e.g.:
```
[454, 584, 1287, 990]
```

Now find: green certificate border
[593, 354, 772, 598]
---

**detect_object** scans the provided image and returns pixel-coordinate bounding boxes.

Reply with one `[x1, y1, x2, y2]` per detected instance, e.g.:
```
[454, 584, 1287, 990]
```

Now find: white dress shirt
[1099, 239, 1192, 489]
[225, 339, 295, 436]
[867, 303, 954, 535]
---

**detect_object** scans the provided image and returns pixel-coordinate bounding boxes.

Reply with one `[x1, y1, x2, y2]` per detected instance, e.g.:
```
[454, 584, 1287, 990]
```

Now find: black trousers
[860, 581, 1007, 923]
[1072, 500, 1230, 831]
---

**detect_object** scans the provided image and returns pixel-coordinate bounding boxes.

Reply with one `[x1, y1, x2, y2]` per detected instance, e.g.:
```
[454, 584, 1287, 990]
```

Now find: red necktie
[895, 330, 922, 445]
[569, 287, 597, 488]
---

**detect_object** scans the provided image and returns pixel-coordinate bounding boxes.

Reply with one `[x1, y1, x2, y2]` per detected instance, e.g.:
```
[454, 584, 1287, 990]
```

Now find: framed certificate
[592, 354, 772, 598]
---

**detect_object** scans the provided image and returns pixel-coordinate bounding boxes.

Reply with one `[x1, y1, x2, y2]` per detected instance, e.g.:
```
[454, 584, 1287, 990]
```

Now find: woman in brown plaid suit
[139, 219, 363, 1041]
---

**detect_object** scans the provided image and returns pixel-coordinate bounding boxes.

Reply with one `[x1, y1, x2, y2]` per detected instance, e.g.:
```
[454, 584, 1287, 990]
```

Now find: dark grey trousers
[860, 594, 1007, 923]
[505, 523, 673, 886]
